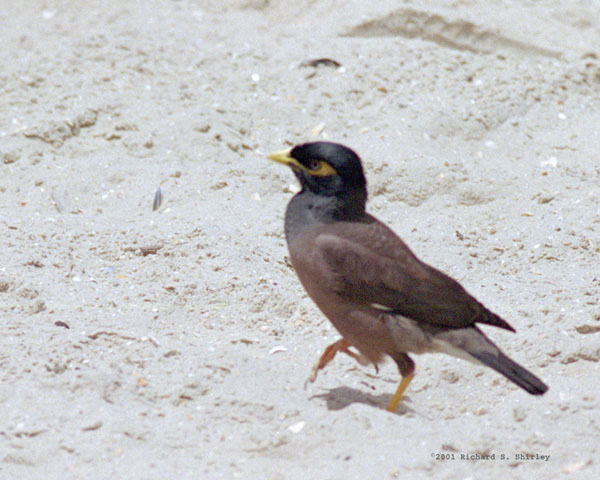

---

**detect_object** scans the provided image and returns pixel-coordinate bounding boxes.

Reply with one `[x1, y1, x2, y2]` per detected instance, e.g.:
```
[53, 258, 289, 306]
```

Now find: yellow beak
[267, 148, 304, 171]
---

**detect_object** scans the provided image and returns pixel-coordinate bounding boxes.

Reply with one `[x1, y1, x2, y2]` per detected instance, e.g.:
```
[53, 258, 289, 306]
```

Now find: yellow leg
[386, 373, 414, 412]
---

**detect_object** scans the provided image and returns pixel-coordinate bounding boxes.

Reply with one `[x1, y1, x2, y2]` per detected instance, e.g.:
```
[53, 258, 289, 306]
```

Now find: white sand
[1, 1, 599, 478]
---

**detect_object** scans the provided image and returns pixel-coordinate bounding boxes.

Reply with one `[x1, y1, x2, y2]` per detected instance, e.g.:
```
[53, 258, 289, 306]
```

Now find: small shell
[288, 421, 305, 434]
[269, 346, 288, 355]
[153, 187, 163, 211]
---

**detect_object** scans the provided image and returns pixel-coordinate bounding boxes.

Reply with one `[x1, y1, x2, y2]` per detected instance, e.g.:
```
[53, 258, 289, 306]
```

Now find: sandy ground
[1, 0, 600, 478]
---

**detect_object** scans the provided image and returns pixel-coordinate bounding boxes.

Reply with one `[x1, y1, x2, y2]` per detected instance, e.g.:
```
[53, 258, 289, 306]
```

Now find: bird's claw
[304, 363, 320, 390]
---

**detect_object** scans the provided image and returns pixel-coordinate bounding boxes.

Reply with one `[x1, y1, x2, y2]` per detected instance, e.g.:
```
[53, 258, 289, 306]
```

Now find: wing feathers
[316, 221, 515, 332]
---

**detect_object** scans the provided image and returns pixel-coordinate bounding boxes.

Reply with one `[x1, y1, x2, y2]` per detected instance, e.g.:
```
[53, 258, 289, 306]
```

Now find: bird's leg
[387, 352, 415, 412]
[386, 372, 414, 412]
[307, 338, 362, 384]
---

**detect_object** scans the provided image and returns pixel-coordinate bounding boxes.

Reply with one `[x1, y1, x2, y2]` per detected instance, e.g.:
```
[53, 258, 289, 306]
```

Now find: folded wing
[316, 220, 515, 332]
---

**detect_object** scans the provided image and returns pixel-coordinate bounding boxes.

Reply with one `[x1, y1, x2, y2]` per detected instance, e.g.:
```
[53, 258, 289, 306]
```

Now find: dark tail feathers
[470, 350, 548, 395]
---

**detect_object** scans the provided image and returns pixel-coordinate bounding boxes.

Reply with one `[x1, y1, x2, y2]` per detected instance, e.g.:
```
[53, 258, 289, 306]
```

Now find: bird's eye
[307, 159, 321, 171]
[305, 159, 338, 177]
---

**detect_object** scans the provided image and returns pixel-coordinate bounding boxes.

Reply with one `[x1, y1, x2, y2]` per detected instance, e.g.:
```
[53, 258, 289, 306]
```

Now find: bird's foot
[305, 338, 363, 389]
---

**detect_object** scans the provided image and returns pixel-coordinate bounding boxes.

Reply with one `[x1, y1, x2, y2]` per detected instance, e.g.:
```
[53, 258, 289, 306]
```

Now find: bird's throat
[284, 189, 366, 242]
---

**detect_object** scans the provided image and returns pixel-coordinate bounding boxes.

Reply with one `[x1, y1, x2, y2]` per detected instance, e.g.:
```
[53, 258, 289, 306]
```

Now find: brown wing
[315, 218, 515, 332]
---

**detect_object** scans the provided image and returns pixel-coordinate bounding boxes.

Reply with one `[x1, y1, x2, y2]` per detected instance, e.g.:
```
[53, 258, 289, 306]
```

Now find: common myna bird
[267, 141, 548, 412]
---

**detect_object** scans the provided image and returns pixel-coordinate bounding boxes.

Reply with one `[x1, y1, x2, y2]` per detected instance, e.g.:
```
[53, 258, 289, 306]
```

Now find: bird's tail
[469, 349, 548, 395]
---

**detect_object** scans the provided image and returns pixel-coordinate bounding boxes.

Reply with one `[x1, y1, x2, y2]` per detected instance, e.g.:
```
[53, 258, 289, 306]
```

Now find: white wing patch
[370, 303, 394, 312]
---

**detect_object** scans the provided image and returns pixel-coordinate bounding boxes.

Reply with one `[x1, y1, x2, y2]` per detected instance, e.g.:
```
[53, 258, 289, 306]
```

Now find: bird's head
[267, 142, 367, 198]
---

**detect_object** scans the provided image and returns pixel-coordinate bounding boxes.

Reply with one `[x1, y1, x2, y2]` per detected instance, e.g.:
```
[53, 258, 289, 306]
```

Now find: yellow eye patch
[267, 149, 337, 177]
[307, 160, 337, 177]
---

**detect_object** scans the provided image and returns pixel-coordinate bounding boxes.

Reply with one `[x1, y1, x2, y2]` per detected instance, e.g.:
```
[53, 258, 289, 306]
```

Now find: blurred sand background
[1, 1, 600, 478]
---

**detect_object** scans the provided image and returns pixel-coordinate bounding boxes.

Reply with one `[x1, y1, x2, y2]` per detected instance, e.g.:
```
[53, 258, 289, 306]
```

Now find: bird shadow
[310, 386, 416, 416]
